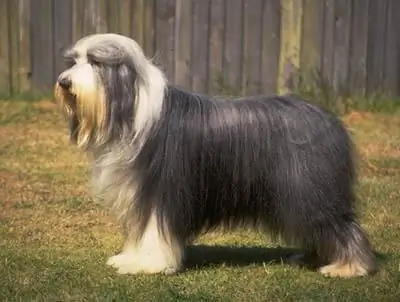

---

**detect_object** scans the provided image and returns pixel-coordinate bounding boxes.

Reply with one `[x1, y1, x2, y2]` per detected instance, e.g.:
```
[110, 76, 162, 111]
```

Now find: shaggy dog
[54, 33, 376, 278]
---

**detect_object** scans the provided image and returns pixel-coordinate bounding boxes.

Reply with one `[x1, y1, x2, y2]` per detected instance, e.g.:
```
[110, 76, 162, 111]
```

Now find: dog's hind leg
[284, 219, 376, 277]
[315, 220, 377, 278]
[285, 194, 377, 277]
[279, 198, 377, 277]
[268, 153, 377, 278]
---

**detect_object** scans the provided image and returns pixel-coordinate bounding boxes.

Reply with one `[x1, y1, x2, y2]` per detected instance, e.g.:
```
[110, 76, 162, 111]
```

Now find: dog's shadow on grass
[184, 244, 388, 271]
[184, 244, 301, 270]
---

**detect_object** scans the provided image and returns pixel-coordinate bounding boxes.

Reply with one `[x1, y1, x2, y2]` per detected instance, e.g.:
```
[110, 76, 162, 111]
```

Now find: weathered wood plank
[8, 0, 20, 94]
[132, 0, 145, 46]
[321, 0, 335, 87]
[332, 0, 352, 92]
[208, 0, 224, 94]
[242, 0, 263, 95]
[366, 0, 388, 94]
[349, 0, 369, 94]
[53, 0, 73, 80]
[154, 0, 176, 81]
[16, 0, 31, 93]
[174, 0, 192, 89]
[97, 0, 109, 33]
[224, 0, 243, 95]
[143, 0, 156, 57]
[119, 0, 133, 37]
[107, 0, 120, 34]
[82, 0, 100, 35]
[383, 0, 400, 95]
[260, 0, 281, 94]
[191, 0, 210, 93]
[0, 0, 10, 95]
[72, 0, 85, 40]
[300, 0, 324, 74]
[30, 0, 55, 91]
[278, 0, 303, 94]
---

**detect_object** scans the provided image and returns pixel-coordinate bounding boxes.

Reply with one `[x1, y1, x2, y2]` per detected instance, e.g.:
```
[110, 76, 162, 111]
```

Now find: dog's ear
[101, 61, 137, 140]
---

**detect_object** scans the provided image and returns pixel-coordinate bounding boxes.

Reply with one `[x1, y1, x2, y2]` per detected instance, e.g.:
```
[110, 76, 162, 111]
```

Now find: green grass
[0, 99, 399, 301]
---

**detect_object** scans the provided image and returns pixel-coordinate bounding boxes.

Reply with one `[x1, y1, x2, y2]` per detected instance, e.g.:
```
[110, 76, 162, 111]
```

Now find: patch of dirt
[0, 170, 29, 207]
[33, 99, 58, 111]
[343, 111, 374, 125]
[0, 169, 86, 209]
[359, 143, 400, 159]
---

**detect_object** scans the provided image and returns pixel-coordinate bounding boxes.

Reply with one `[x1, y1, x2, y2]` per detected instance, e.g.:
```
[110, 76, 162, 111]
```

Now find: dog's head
[54, 33, 166, 151]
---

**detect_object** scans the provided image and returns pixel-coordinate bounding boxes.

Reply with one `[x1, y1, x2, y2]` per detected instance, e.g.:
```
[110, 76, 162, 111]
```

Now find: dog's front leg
[107, 212, 184, 275]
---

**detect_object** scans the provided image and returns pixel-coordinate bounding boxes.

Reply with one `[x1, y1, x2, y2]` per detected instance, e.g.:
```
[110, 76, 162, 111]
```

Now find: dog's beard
[59, 91, 79, 144]
[69, 112, 79, 143]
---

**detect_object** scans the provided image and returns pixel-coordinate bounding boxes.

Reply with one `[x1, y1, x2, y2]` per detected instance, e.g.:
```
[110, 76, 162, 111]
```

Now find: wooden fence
[0, 0, 399, 98]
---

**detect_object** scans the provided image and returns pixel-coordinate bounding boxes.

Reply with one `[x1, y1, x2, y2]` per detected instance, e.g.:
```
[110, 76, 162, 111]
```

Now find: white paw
[106, 253, 140, 274]
[106, 252, 179, 275]
[318, 262, 367, 278]
[106, 253, 130, 268]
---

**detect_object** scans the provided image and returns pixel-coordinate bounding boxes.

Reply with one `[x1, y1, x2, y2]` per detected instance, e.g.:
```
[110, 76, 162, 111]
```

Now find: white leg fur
[318, 260, 368, 278]
[107, 212, 183, 275]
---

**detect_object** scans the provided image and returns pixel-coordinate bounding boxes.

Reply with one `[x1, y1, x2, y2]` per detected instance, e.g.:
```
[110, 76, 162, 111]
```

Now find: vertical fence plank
[300, 0, 324, 76]
[54, 0, 73, 78]
[0, 0, 10, 96]
[82, 0, 101, 35]
[98, 0, 109, 33]
[134, 0, 156, 56]
[30, 0, 55, 92]
[366, 0, 388, 94]
[383, 0, 400, 95]
[16, 0, 31, 93]
[155, 0, 176, 81]
[119, 0, 133, 37]
[349, 0, 369, 94]
[260, 0, 281, 94]
[242, 0, 263, 95]
[107, 0, 120, 34]
[223, 0, 243, 95]
[83, 0, 97, 35]
[143, 0, 156, 57]
[321, 0, 335, 88]
[208, 0, 224, 94]
[78, 0, 109, 36]
[191, 0, 210, 93]
[132, 0, 145, 46]
[0, 0, 32, 95]
[332, 0, 352, 93]
[278, 0, 303, 94]
[174, 0, 192, 89]
[8, 0, 19, 95]
[72, 0, 84, 40]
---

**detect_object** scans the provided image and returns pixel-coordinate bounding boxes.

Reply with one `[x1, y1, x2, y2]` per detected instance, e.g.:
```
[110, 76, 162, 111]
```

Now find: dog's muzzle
[58, 77, 72, 90]
[56, 76, 78, 142]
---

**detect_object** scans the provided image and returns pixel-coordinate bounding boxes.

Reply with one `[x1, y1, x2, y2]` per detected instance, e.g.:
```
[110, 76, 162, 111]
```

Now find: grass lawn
[0, 99, 399, 301]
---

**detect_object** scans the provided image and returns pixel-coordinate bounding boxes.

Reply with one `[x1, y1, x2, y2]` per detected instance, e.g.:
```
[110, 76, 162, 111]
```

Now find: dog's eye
[90, 59, 101, 66]
[64, 58, 76, 68]
[87, 54, 101, 66]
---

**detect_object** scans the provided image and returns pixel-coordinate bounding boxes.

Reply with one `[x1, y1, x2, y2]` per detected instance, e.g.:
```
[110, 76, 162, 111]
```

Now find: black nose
[58, 77, 71, 89]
